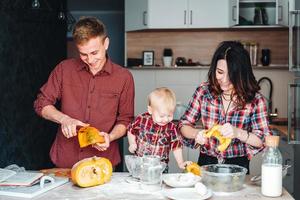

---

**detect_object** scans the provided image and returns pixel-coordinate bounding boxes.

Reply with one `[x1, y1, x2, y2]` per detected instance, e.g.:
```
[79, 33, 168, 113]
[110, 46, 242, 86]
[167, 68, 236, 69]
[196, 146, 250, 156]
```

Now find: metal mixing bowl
[201, 164, 247, 192]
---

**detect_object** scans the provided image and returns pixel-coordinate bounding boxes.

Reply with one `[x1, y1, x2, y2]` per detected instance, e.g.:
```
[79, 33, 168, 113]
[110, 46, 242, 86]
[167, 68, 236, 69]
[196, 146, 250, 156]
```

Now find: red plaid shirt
[127, 112, 182, 163]
[178, 82, 271, 159]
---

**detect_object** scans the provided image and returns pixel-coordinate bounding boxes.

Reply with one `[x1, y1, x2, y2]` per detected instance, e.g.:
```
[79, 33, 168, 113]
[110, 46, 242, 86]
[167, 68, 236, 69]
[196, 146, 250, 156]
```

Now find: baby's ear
[147, 106, 152, 114]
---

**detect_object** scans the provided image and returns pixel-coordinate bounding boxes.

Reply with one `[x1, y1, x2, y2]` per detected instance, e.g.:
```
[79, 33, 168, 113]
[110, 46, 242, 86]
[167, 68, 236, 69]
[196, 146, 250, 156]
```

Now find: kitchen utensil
[201, 164, 247, 192]
[163, 173, 201, 188]
[124, 155, 142, 179]
[140, 155, 166, 191]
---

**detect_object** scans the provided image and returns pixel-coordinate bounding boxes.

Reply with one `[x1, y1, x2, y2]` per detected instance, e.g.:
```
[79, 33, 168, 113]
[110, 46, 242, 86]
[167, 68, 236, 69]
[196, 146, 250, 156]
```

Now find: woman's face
[215, 59, 234, 94]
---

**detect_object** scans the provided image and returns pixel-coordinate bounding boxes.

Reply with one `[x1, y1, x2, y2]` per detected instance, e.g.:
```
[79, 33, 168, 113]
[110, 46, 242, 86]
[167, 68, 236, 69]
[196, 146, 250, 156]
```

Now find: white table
[0, 173, 295, 200]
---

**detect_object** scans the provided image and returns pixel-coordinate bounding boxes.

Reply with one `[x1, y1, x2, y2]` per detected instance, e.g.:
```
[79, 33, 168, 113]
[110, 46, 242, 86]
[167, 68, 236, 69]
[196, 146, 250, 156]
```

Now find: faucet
[257, 77, 278, 122]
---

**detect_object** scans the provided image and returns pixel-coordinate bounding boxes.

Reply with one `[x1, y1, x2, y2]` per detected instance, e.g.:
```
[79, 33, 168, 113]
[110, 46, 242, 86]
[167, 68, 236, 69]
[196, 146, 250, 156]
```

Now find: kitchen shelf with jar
[128, 64, 289, 70]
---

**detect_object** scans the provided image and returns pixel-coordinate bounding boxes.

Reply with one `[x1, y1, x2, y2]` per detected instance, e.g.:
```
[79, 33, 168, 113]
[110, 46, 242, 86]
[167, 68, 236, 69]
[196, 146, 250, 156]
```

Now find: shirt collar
[76, 55, 113, 75]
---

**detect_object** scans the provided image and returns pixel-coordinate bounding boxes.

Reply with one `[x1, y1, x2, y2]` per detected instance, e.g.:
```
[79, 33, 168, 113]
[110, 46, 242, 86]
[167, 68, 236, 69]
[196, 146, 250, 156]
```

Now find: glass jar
[249, 42, 258, 66]
[261, 135, 282, 197]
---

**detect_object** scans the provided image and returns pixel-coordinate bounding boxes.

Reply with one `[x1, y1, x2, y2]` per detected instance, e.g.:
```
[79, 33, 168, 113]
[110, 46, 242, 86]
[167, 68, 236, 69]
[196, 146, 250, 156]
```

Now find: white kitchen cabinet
[189, 0, 237, 28]
[129, 68, 207, 116]
[236, 0, 293, 27]
[125, 0, 237, 31]
[125, 0, 187, 31]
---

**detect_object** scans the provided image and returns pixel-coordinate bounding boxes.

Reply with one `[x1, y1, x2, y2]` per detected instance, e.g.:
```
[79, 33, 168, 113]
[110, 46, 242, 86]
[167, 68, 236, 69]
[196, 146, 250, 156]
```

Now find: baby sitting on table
[127, 87, 191, 171]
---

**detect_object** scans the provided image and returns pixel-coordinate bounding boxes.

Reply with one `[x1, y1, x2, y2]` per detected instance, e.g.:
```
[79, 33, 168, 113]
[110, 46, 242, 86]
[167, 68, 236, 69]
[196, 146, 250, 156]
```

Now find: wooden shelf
[128, 65, 289, 70]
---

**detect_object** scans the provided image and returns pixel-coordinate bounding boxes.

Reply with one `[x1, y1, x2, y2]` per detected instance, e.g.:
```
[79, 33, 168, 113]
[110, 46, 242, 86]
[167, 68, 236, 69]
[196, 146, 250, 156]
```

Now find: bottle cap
[265, 135, 279, 147]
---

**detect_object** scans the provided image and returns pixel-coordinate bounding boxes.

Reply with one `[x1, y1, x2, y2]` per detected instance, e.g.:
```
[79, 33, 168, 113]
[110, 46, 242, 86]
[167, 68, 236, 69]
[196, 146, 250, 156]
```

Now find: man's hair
[208, 41, 260, 108]
[72, 16, 107, 45]
[148, 87, 176, 111]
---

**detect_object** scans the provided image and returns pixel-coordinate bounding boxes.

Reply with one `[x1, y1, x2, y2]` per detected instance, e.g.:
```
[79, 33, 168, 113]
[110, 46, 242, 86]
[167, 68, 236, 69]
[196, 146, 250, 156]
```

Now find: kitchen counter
[270, 125, 288, 137]
[0, 173, 294, 200]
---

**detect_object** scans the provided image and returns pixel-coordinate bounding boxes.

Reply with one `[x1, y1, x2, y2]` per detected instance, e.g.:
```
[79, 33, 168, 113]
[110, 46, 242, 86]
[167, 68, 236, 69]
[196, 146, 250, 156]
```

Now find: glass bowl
[201, 164, 247, 192]
[124, 155, 142, 179]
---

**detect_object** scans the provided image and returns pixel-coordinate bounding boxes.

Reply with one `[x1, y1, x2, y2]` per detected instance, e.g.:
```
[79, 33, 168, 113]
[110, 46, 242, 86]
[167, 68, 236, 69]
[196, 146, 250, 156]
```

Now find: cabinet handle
[184, 10, 187, 25]
[285, 159, 292, 176]
[143, 11, 147, 26]
[232, 5, 237, 21]
[278, 5, 283, 21]
[190, 10, 193, 25]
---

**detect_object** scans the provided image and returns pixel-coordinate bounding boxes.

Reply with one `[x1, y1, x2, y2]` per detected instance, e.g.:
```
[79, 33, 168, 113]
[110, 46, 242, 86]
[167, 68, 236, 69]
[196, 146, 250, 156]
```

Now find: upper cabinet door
[229, 0, 239, 26]
[277, 0, 289, 26]
[125, 0, 148, 31]
[189, 0, 236, 28]
[125, 0, 187, 31]
[147, 0, 187, 29]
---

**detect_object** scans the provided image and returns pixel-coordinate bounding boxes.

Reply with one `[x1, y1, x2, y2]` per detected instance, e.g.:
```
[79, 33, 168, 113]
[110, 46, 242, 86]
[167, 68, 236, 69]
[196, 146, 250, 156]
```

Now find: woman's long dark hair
[208, 41, 260, 108]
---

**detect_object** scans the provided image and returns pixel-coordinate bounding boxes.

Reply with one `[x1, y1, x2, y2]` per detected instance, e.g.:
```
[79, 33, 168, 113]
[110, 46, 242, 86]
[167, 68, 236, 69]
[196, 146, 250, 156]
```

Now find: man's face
[77, 36, 109, 74]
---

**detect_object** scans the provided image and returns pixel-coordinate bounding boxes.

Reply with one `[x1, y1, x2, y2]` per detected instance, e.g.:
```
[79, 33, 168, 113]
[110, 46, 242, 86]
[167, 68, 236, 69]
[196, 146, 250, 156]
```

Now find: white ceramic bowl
[163, 173, 201, 188]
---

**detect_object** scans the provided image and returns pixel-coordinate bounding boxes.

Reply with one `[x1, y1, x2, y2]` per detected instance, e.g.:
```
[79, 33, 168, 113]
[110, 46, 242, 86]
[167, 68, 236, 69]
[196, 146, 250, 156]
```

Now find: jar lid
[265, 135, 280, 147]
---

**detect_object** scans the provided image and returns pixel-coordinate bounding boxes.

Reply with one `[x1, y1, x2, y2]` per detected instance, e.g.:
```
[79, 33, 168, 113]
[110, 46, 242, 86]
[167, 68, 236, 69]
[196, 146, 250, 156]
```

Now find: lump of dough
[195, 182, 208, 196]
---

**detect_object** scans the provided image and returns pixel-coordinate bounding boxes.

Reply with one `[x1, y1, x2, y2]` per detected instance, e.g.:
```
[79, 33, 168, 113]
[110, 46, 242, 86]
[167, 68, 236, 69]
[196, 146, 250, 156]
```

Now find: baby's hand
[179, 161, 193, 169]
[128, 144, 137, 153]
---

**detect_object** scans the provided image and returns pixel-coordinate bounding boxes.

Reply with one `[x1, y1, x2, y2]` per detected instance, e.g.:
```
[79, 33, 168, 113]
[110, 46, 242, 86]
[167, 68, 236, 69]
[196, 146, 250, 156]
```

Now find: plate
[163, 173, 201, 188]
[162, 188, 213, 200]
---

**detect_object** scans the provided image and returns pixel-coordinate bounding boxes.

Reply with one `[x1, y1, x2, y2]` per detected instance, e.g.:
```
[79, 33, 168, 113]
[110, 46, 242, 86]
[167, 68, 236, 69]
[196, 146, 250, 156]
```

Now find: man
[34, 17, 134, 168]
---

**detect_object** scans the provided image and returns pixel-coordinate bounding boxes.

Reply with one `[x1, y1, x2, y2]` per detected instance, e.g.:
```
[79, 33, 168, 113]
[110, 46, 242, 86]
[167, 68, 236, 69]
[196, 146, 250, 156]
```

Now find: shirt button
[88, 105, 91, 108]
[80, 149, 83, 152]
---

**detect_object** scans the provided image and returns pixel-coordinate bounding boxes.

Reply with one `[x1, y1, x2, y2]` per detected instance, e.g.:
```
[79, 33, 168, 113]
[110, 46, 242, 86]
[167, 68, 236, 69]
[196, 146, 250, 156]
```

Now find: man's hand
[60, 116, 89, 138]
[92, 131, 110, 151]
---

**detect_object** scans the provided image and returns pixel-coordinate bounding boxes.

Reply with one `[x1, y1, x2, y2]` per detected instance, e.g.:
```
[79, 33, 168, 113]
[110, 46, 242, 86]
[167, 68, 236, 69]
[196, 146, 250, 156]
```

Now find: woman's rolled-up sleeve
[246, 95, 272, 158]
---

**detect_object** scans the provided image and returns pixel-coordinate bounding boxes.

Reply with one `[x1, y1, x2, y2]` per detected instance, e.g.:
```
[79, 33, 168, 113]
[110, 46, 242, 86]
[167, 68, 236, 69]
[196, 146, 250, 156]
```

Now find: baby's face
[149, 106, 174, 126]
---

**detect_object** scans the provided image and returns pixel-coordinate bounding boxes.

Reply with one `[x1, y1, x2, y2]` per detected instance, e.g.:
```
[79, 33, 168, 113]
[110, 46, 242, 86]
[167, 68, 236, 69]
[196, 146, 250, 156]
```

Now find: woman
[179, 41, 271, 173]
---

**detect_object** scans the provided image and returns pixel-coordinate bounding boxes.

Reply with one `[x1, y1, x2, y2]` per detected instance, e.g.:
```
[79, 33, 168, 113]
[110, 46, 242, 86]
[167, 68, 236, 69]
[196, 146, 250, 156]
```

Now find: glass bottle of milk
[261, 135, 282, 197]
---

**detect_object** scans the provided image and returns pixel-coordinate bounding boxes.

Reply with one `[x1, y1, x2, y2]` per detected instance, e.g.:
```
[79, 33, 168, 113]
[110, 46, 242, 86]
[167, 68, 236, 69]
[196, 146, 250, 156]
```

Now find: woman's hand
[219, 122, 239, 139]
[179, 161, 193, 170]
[60, 116, 89, 138]
[92, 132, 110, 151]
[195, 129, 208, 145]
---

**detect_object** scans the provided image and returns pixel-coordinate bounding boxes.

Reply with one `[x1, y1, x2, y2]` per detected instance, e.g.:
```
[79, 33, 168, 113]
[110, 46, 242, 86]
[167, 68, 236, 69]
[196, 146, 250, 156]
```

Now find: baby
[127, 87, 191, 170]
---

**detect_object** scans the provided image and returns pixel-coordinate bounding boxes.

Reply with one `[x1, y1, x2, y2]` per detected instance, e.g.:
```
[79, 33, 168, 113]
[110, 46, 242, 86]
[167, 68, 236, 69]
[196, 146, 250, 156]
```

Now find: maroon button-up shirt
[34, 58, 135, 167]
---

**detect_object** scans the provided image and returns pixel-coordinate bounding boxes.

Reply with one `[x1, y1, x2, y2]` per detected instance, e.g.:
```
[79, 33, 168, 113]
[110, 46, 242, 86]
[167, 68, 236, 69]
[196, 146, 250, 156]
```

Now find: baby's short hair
[148, 87, 176, 111]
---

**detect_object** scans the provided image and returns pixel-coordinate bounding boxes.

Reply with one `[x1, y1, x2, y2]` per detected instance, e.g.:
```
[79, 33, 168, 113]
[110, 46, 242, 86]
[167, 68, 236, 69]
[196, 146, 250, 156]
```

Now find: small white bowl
[163, 173, 201, 188]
